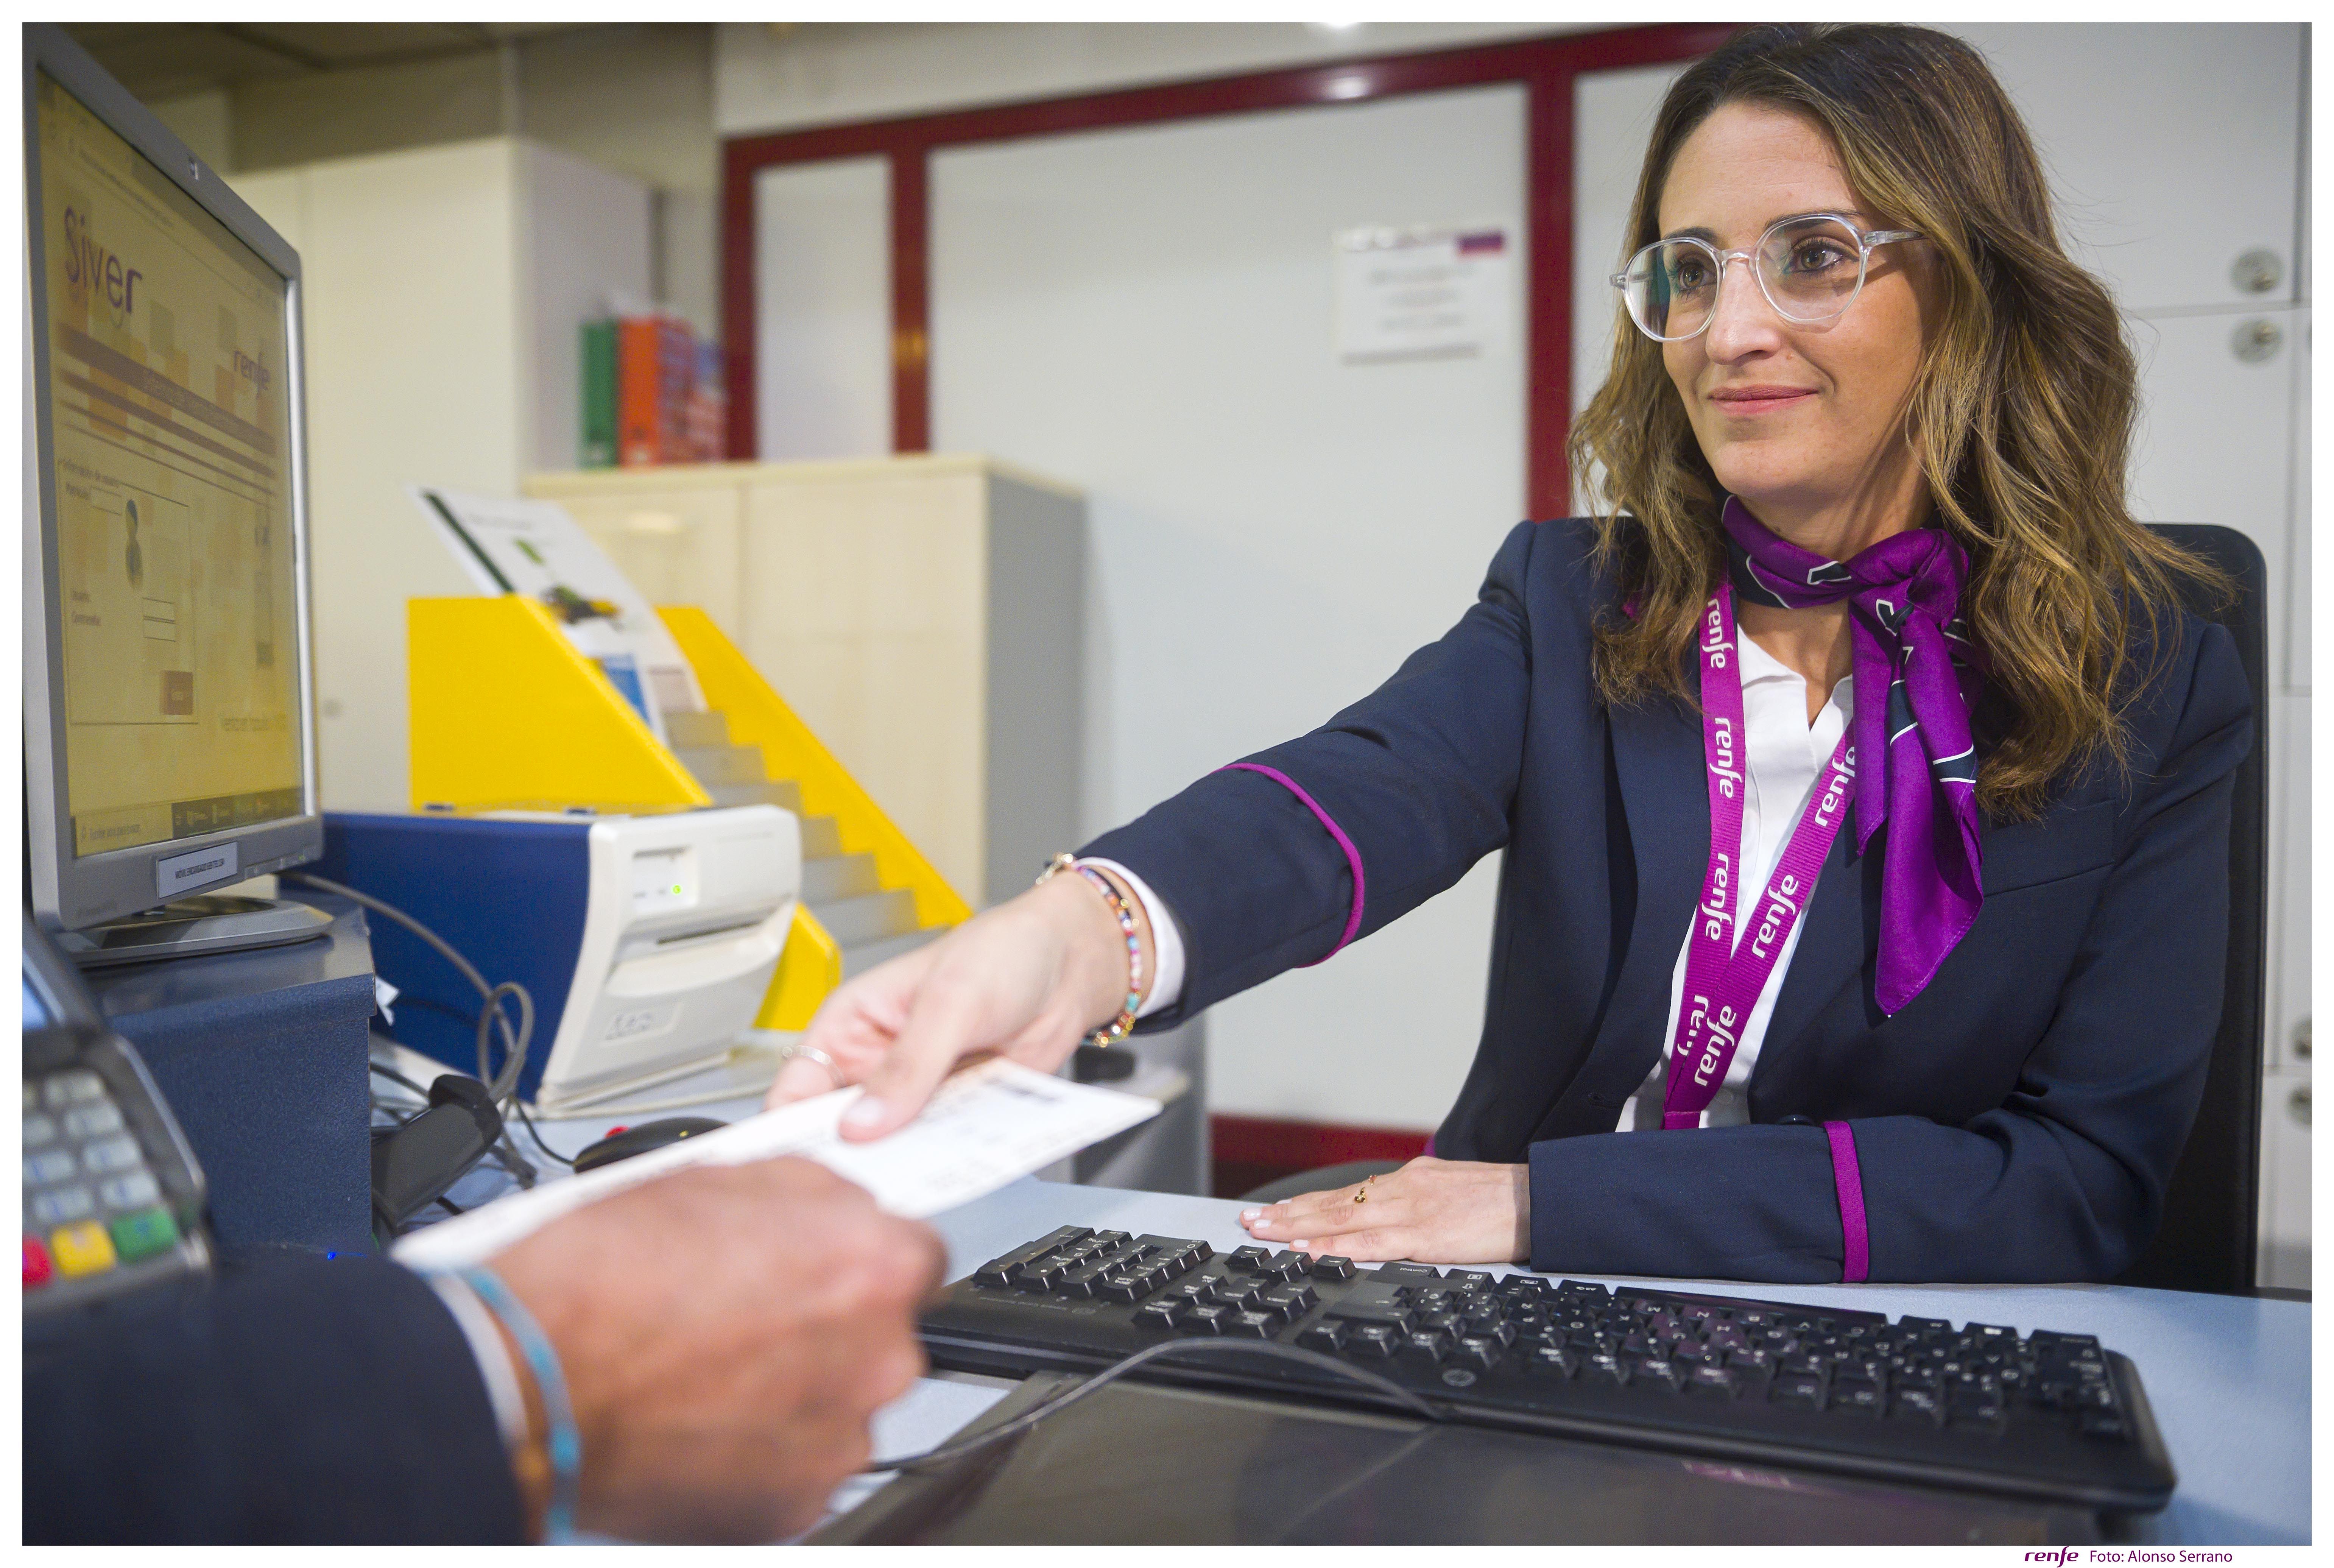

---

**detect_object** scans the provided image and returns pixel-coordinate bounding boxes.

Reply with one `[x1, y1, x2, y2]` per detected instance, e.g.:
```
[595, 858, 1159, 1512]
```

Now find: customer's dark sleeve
[25, 1255, 525, 1543]
[1527, 620, 2255, 1283]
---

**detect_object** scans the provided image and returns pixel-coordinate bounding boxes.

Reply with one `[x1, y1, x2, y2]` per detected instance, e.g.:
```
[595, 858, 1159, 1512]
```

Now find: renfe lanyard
[1662, 584, 1856, 1131]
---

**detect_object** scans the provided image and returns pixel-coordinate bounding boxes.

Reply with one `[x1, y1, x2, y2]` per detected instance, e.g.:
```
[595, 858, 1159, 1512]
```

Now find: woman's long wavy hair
[1569, 23, 2225, 821]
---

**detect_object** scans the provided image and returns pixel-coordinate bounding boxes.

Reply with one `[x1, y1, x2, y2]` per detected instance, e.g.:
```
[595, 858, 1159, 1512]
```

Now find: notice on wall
[1334, 225, 1513, 362]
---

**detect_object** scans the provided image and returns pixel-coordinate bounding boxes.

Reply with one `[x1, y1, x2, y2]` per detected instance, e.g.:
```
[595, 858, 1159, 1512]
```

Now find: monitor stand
[57, 895, 336, 970]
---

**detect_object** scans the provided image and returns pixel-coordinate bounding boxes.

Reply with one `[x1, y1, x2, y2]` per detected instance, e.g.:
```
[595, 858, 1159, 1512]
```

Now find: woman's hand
[1237, 1158, 1531, 1265]
[764, 870, 1144, 1141]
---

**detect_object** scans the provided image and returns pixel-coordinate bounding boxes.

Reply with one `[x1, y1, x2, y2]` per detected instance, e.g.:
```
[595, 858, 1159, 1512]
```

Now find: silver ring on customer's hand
[781, 1042, 846, 1087]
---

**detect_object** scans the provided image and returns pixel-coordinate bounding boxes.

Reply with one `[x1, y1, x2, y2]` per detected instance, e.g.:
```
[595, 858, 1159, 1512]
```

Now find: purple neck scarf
[1719, 496, 1983, 1014]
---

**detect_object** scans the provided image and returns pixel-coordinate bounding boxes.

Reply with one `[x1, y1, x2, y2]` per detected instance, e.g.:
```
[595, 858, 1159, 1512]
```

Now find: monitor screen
[33, 69, 303, 864]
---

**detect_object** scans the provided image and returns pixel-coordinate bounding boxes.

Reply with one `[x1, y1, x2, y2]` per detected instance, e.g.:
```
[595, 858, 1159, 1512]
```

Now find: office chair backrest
[2110, 524, 2270, 1296]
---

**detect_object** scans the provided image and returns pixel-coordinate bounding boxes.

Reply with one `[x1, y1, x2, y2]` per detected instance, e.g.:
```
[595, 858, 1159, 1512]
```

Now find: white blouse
[1095, 630, 1853, 1137]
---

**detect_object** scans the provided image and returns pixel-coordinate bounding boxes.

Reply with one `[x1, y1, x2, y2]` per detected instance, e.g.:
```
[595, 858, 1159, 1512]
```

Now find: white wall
[231, 139, 651, 811]
[932, 87, 1527, 1131]
[716, 21, 1583, 137]
[148, 88, 231, 172]
[523, 145, 658, 473]
[754, 157, 892, 461]
[1572, 61, 1690, 505]
[513, 25, 720, 340]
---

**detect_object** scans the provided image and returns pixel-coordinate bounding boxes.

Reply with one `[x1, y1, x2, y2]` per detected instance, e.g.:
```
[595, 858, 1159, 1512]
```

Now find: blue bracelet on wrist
[460, 1266, 583, 1542]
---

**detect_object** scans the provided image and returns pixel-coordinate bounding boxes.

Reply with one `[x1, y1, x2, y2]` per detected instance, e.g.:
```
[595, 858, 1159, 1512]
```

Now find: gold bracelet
[1037, 853, 1143, 1047]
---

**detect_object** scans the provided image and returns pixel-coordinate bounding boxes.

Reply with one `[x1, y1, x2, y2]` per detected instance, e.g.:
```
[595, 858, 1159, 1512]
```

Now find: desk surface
[507, 1103, 2310, 1545]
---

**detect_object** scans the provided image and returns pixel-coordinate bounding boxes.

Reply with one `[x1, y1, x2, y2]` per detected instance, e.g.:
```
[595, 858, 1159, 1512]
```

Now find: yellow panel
[408, 596, 710, 814]
[758, 904, 843, 1032]
[661, 606, 972, 930]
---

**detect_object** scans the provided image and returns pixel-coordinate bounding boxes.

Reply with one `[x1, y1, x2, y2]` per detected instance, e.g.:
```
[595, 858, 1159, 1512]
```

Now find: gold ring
[1353, 1177, 1373, 1205]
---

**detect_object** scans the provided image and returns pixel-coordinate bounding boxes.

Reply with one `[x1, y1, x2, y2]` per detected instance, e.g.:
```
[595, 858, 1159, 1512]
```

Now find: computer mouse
[571, 1116, 728, 1173]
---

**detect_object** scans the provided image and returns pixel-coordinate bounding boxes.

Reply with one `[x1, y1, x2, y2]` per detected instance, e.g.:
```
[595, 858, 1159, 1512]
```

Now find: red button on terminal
[25, 1237, 54, 1288]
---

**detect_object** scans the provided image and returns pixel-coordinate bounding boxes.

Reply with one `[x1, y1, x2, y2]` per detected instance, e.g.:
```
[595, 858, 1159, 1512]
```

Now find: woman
[769, 24, 2250, 1285]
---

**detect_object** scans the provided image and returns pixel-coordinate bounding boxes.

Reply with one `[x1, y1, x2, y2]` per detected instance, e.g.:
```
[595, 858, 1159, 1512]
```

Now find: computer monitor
[23, 26, 327, 963]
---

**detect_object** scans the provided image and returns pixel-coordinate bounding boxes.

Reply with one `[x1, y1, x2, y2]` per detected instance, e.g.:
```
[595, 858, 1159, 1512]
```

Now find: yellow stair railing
[658, 606, 975, 931]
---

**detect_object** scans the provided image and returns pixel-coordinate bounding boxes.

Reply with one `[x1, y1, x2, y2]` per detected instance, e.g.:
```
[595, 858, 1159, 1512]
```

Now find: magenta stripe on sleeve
[1823, 1120, 1871, 1283]
[1218, 762, 1366, 964]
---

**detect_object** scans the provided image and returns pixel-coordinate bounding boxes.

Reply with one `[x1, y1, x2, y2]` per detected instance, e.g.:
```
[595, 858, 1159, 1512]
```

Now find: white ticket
[391, 1059, 1160, 1273]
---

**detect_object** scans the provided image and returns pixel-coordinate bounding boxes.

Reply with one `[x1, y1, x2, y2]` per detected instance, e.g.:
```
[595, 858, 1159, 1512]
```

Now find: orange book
[617, 316, 665, 466]
[617, 315, 697, 466]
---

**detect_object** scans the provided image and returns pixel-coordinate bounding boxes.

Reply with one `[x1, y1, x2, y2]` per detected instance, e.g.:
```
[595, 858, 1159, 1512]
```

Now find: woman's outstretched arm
[770, 519, 1557, 1136]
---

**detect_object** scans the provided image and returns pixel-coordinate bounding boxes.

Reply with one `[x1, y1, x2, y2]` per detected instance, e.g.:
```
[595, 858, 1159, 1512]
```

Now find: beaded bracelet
[1037, 853, 1144, 1047]
[460, 1266, 583, 1543]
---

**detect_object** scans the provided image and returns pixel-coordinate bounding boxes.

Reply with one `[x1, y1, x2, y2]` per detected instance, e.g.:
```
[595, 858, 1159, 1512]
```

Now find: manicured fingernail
[1292, 1241, 1311, 1250]
[842, 1097, 888, 1130]
[1239, 1208, 1260, 1223]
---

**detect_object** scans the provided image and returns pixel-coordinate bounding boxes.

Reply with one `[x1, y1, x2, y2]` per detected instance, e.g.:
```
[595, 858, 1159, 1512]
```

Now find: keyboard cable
[863, 1337, 1450, 1474]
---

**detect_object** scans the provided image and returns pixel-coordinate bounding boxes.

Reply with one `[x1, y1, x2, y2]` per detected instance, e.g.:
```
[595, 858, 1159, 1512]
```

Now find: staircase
[664, 711, 941, 977]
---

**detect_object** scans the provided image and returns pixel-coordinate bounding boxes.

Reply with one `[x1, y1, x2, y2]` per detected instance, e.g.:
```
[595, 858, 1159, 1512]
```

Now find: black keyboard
[919, 1227, 2176, 1513]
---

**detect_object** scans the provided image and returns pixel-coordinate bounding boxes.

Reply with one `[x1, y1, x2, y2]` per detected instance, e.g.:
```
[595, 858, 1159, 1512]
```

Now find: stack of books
[581, 313, 726, 469]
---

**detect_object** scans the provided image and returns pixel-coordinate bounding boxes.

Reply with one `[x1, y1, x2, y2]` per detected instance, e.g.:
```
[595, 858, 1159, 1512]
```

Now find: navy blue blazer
[26, 1256, 523, 1543]
[1084, 519, 2251, 1284]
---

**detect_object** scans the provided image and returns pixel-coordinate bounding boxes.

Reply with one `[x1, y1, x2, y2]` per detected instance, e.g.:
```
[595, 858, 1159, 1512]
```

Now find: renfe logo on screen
[59, 206, 143, 313]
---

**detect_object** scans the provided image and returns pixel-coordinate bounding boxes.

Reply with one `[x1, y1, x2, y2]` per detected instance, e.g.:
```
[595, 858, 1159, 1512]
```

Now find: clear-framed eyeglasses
[1610, 212, 1923, 343]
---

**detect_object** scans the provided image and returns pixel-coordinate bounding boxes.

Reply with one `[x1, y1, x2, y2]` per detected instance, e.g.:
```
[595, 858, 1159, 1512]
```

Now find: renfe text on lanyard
[1662, 584, 1856, 1131]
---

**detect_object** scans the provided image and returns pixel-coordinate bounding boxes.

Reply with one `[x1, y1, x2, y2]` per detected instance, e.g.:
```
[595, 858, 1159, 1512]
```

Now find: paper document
[392, 1060, 1160, 1273]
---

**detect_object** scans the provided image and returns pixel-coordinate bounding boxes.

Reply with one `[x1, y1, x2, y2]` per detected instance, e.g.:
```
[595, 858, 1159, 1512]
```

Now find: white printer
[314, 804, 801, 1114]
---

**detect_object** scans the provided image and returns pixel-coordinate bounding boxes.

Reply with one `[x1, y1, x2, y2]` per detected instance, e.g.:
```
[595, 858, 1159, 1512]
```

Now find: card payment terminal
[22, 915, 213, 1331]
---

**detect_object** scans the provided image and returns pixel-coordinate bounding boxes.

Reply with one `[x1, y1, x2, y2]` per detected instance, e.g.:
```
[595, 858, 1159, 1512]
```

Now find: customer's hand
[1237, 1158, 1531, 1266]
[485, 1157, 944, 1543]
[765, 871, 1147, 1141]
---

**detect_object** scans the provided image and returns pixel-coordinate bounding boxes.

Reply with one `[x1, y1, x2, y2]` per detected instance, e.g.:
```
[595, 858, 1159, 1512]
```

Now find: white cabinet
[524, 456, 1087, 910]
[229, 139, 652, 811]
